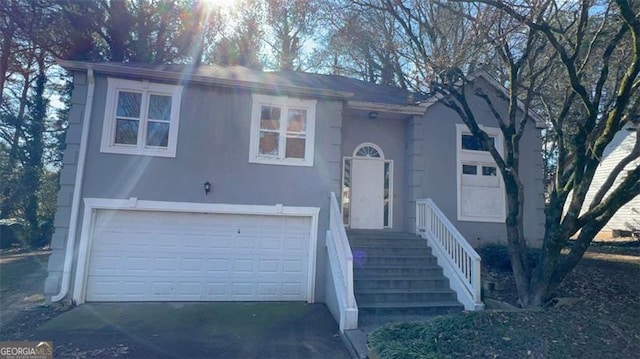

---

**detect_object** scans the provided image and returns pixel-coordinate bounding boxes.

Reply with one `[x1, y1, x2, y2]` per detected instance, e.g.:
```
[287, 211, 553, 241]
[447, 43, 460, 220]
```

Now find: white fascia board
[347, 100, 425, 115]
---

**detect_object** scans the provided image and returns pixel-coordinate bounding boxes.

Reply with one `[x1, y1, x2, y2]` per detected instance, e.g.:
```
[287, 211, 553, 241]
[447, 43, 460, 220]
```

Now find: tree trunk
[503, 174, 533, 306]
[22, 53, 47, 247]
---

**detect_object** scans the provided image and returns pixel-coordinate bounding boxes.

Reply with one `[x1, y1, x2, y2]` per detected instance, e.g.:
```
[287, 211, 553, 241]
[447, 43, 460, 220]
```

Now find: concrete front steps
[348, 230, 463, 318]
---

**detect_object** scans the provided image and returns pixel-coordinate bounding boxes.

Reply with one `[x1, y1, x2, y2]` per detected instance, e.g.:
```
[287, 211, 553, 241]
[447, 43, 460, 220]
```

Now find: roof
[56, 60, 423, 114]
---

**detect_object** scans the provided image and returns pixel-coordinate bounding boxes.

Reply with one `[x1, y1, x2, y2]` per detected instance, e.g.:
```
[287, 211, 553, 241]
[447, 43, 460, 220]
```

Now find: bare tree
[370, 0, 640, 306]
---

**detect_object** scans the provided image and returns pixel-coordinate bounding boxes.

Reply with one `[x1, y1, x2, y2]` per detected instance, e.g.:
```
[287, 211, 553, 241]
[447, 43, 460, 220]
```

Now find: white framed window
[456, 124, 505, 222]
[249, 94, 317, 166]
[101, 78, 183, 157]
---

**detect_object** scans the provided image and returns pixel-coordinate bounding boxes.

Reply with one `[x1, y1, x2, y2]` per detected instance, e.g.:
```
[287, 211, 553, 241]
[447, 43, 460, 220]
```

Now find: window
[249, 94, 316, 166]
[101, 78, 183, 157]
[461, 133, 496, 151]
[355, 145, 381, 158]
[462, 164, 478, 175]
[456, 124, 505, 222]
[482, 165, 497, 176]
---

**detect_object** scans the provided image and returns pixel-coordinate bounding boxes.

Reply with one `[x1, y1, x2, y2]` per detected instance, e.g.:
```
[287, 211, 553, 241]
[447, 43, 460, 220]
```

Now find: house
[580, 124, 639, 238]
[45, 60, 545, 330]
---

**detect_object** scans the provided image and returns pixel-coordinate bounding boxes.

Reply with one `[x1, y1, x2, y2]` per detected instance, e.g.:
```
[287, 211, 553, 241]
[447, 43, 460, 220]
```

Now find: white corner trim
[72, 198, 320, 304]
[52, 68, 95, 302]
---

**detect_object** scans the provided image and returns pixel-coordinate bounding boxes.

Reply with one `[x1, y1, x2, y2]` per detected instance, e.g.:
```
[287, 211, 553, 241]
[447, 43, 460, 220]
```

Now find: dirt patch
[0, 250, 71, 340]
[480, 243, 640, 358]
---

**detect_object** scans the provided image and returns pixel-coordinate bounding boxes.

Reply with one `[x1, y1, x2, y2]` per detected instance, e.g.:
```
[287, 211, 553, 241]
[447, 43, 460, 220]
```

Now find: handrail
[416, 199, 483, 310]
[326, 192, 357, 331]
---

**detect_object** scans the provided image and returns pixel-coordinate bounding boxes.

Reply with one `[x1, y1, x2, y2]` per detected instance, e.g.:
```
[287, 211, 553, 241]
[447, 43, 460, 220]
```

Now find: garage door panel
[86, 210, 311, 302]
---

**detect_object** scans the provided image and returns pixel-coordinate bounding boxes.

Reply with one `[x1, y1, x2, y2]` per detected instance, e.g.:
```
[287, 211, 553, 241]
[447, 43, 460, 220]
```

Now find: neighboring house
[580, 124, 639, 238]
[45, 60, 545, 328]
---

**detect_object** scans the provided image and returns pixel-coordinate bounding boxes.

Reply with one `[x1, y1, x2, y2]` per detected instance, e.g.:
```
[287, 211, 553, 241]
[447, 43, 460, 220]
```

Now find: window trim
[100, 78, 183, 158]
[249, 94, 317, 167]
[456, 124, 506, 223]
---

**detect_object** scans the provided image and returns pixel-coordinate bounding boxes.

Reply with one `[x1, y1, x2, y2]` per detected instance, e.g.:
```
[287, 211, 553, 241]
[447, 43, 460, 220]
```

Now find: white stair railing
[416, 199, 484, 310]
[326, 192, 358, 331]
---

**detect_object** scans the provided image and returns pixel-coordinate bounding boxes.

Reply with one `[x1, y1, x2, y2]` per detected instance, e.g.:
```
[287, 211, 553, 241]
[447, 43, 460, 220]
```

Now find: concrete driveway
[28, 302, 351, 359]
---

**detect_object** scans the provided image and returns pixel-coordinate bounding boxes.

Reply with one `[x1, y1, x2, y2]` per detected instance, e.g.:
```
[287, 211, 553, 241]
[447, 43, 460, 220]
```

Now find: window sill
[100, 145, 176, 158]
[249, 157, 313, 167]
[457, 215, 505, 223]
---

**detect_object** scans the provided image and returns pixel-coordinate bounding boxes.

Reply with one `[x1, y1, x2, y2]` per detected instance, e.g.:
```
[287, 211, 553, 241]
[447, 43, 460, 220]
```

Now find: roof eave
[347, 100, 425, 115]
[56, 59, 354, 100]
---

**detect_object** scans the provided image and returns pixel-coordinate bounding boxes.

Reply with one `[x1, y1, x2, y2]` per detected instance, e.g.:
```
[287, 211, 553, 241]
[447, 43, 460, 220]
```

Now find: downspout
[51, 68, 95, 302]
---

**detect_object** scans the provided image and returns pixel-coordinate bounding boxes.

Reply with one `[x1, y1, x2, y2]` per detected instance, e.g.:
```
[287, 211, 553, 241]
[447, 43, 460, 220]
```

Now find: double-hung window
[101, 78, 183, 157]
[249, 94, 316, 166]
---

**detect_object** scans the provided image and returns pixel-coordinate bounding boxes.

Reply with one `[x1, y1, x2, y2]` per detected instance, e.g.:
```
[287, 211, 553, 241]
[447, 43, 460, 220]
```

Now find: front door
[350, 158, 385, 229]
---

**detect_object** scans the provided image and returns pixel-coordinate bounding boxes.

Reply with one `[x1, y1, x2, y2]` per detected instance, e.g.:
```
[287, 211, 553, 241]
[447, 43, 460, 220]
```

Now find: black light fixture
[204, 181, 211, 195]
[368, 111, 379, 120]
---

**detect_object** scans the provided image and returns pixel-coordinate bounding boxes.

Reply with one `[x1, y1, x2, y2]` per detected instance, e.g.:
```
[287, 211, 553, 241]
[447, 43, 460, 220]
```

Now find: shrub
[477, 243, 542, 272]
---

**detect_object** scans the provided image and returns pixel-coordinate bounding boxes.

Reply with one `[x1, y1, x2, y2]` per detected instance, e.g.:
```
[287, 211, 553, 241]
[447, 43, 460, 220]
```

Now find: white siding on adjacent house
[581, 128, 639, 234]
[85, 210, 312, 301]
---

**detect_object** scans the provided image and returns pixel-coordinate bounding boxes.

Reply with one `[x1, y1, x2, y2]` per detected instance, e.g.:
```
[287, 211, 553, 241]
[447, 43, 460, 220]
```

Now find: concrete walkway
[27, 302, 351, 359]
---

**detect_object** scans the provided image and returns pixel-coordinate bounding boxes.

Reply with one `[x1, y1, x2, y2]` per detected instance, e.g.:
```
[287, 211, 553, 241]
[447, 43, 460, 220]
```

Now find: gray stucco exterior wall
[411, 88, 545, 246]
[46, 67, 546, 305]
[46, 72, 344, 302]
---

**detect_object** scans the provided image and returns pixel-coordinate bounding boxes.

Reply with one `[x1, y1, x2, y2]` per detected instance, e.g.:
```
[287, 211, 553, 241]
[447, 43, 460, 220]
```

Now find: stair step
[358, 301, 463, 316]
[356, 288, 457, 304]
[356, 293, 457, 303]
[348, 238, 425, 244]
[358, 255, 438, 266]
[347, 231, 421, 239]
[355, 278, 450, 290]
[350, 247, 432, 256]
[355, 266, 443, 277]
[349, 241, 427, 248]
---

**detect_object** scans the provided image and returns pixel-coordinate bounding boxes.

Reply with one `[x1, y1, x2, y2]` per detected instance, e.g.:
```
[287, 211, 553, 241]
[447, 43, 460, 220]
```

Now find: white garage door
[85, 210, 311, 302]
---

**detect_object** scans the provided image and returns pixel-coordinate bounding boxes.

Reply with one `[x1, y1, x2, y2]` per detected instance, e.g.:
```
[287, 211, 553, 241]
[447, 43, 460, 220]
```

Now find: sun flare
[200, 0, 237, 9]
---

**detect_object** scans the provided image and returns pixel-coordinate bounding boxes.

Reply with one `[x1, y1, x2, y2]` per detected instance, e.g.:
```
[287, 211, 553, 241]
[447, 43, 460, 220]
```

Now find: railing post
[472, 256, 481, 303]
[347, 261, 355, 307]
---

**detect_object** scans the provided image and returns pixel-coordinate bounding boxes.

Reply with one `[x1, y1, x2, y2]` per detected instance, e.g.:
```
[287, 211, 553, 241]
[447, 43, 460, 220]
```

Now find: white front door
[350, 158, 385, 229]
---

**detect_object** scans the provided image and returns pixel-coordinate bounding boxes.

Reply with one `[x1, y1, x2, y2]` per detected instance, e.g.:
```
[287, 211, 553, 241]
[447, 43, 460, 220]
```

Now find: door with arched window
[342, 143, 393, 229]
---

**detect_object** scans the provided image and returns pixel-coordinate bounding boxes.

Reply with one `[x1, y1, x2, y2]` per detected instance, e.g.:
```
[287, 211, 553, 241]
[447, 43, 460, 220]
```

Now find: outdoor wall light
[204, 181, 211, 195]
[368, 111, 379, 120]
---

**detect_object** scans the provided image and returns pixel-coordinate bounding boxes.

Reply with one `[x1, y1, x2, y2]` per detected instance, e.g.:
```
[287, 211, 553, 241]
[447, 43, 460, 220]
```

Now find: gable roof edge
[419, 71, 546, 129]
[469, 71, 546, 129]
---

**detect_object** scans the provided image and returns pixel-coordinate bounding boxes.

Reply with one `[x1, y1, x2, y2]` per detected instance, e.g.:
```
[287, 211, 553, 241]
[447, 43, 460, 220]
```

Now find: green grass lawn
[368, 242, 640, 359]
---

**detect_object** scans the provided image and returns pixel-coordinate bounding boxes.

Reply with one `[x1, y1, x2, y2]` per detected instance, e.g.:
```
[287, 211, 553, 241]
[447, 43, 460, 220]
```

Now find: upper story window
[100, 78, 183, 157]
[249, 94, 317, 166]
